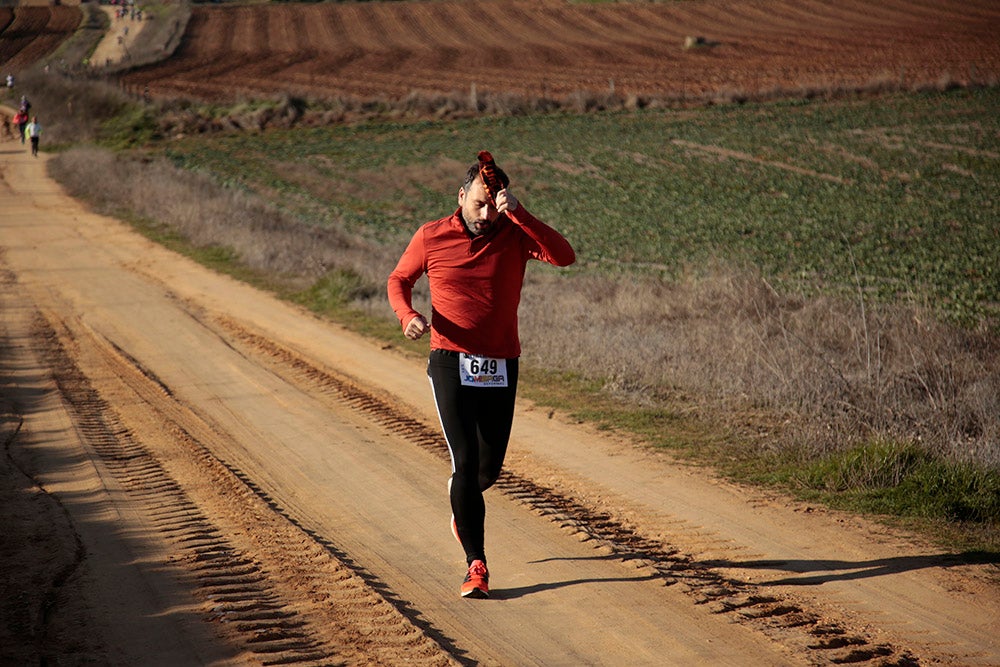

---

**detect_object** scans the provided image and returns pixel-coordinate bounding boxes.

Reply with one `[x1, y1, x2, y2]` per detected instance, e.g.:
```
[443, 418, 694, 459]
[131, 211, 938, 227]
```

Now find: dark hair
[463, 162, 510, 191]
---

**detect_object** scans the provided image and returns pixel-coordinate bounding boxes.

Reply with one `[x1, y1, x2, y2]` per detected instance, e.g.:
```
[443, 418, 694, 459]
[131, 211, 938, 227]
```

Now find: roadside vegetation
[9, 36, 998, 552]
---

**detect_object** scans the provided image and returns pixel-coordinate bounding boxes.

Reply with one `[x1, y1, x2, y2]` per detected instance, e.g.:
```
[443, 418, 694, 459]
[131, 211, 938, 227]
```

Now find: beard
[468, 219, 491, 235]
[463, 213, 494, 236]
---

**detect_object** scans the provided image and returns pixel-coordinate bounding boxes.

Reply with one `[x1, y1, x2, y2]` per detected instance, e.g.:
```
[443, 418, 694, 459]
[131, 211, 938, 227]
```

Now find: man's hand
[494, 188, 519, 214]
[404, 314, 430, 340]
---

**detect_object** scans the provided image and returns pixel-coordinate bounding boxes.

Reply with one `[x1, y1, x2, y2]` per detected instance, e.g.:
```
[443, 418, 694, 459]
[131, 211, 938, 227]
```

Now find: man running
[12, 109, 28, 144]
[25, 116, 41, 157]
[387, 151, 575, 598]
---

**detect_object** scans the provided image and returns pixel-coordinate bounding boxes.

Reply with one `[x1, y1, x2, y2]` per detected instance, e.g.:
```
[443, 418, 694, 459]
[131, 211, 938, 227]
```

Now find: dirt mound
[122, 0, 1000, 104]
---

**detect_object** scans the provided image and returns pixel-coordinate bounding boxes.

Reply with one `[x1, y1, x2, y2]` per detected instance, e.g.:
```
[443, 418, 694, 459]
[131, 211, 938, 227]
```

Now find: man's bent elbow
[558, 248, 576, 267]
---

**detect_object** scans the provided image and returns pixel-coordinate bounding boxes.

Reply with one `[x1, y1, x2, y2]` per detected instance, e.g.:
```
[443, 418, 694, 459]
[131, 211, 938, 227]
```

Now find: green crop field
[165, 87, 999, 327]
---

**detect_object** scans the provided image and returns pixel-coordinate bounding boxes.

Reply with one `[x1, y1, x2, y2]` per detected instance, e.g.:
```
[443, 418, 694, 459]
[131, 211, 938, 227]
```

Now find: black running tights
[427, 350, 519, 565]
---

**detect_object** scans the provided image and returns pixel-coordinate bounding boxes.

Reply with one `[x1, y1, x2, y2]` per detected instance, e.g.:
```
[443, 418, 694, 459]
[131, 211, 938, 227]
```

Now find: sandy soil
[90, 5, 146, 69]
[121, 0, 1000, 104]
[1, 118, 999, 664]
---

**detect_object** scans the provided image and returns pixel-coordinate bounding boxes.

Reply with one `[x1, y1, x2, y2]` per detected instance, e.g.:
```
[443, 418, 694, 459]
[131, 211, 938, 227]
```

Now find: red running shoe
[460, 559, 489, 599]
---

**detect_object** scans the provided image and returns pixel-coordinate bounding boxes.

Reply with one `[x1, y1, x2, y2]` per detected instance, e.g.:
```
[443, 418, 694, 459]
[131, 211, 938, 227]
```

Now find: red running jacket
[387, 205, 575, 358]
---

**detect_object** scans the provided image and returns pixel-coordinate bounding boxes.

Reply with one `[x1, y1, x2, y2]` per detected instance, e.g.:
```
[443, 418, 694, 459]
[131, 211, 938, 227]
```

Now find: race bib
[459, 354, 508, 387]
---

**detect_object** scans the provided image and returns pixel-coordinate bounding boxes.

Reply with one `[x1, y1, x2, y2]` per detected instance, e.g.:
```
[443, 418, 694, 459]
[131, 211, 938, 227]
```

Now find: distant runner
[387, 151, 575, 599]
[12, 108, 28, 144]
[26, 116, 41, 156]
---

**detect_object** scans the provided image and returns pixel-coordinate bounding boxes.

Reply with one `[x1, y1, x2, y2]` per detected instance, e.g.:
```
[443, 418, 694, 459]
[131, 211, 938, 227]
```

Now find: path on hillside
[89, 5, 144, 68]
[1, 131, 998, 665]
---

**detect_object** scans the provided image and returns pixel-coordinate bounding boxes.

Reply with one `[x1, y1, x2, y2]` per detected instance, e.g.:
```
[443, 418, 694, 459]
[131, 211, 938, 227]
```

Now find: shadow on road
[704, 551, 1000, 586]
[494, 573, 663, 600]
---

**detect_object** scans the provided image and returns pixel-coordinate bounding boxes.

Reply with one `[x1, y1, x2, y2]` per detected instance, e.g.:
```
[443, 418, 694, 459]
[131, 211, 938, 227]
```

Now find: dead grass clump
[710, 87, 750, 106]
[915, 72, 963, 93]
[518, 264, 1000, 466]
[149, 88, 634, 137]
[9, 68, 132, 145]
[683, 36, 711, 50]
[41, 140, 1000, 474]
[233, 95, 305, 131]
[89, 73, 995, 140]
[47, 146, 388, 292]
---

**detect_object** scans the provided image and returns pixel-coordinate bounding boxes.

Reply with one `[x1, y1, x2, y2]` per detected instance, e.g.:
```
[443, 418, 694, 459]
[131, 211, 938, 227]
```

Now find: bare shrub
[66, 72, 992, 143]
[28, 71, 999, 471]
[518, 264, 1000, 465]
[234, 95, 304, 131]
[711, 88, 749, 105]
[47, 147, 388, 292]
[10, 68, 131, 145]
[42, 144, 1000, 469]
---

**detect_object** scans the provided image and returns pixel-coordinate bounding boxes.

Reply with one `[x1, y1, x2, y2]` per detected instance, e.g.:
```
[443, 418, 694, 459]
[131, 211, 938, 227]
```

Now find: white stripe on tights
[428, 374, 457, 475]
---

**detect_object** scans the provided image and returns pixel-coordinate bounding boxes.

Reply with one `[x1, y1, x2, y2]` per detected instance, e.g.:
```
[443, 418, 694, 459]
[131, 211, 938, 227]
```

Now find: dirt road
[1, 137, 998, 665]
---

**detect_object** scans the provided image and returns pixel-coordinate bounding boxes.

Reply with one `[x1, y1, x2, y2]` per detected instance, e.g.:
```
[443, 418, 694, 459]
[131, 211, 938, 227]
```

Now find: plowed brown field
[0, 5, 81, 71]
[123, 0, 1000, 103]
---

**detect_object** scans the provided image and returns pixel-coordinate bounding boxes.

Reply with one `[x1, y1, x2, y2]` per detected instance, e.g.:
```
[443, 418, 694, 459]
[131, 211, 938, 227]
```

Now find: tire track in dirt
[29, 306, 457, 666]
[208, 313, 921, 667]
[546, 2, 677, 50]
[34, 309, 333, 666]
[402, 3, 521, 90]
[861, 0, 979, 26]
[671, 139, 852, 185]
[595, 5, 688, 47]
[0, 289, 88, 666]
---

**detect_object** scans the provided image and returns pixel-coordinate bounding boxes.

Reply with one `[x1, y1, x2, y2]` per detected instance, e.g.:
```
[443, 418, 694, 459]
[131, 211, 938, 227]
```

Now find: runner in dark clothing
[387, 152, 575, 598]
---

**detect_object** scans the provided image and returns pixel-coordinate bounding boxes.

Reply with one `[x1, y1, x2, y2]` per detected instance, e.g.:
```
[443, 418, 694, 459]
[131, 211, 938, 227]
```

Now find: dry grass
[47, 147, 384, 294]
[518, 267, 1000, 467]
[5, 68, 131, 145]
[16, 52, 992, 144]
[49, 143, 1000, 470]
[141, 70, 999, 136]
[23, 59, 997, 478]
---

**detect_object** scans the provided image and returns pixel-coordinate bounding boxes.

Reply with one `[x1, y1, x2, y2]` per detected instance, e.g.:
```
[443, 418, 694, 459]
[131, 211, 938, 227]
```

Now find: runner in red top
[387, 152, 575, 598]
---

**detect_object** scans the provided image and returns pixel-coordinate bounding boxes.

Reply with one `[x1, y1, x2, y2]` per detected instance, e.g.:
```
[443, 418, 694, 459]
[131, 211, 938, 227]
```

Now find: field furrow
[116, 0, 1000, 111]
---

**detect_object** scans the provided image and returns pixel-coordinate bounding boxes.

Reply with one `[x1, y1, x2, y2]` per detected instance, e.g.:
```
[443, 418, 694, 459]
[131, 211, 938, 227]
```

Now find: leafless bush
[518, 265, 1000, 466]
[48, 147, 388, 292]
[106, 70, 995, 141]
[150, 88, 615, 137]
[44, 143, 999, 468]
[9, 68, 131, 145]
[29, 63, 998, 470]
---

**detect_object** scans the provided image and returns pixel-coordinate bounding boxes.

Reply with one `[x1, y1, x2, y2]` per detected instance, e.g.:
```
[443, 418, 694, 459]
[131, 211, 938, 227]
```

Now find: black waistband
[430, 349, 519, 362]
